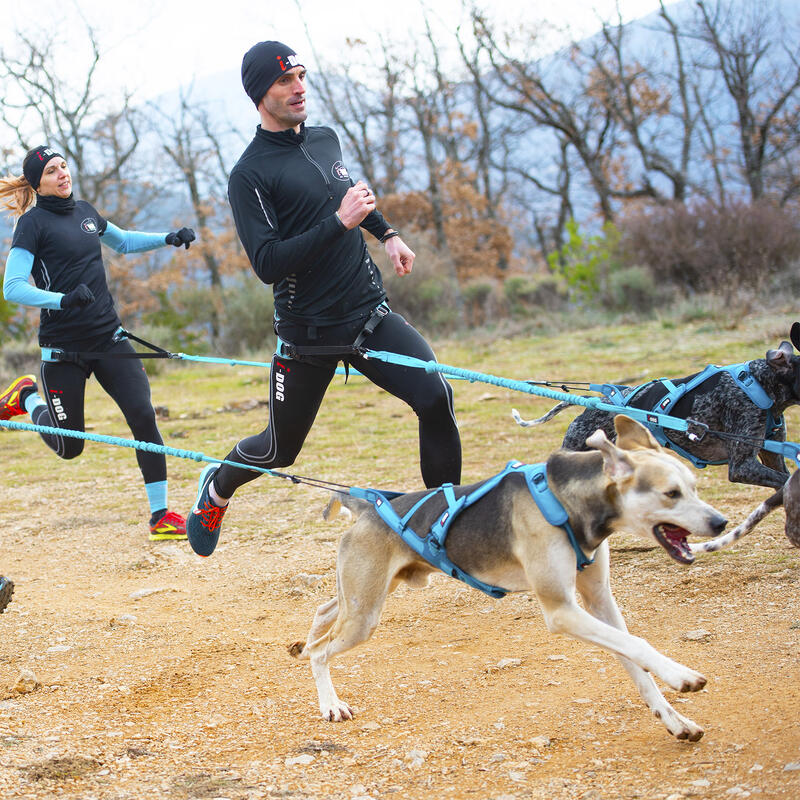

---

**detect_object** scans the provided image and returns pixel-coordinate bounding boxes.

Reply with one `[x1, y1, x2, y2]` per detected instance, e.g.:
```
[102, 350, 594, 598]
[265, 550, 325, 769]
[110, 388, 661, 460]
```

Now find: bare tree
[0, 23, 143, 220]
[148, 88, 250, 341]
[695, 0, 800, 203]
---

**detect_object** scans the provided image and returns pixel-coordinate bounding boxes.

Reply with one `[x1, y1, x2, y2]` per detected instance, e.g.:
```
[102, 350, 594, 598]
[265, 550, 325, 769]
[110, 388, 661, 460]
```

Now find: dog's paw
[321, 700, 354, 722]
[287, 640, 305, 659]
[656, 707, 704, 741]
[666, 666, 706, 693]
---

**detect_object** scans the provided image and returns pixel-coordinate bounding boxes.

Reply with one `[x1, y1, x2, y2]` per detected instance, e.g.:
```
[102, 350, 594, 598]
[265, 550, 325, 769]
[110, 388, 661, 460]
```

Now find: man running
[187, 40, 461, 556]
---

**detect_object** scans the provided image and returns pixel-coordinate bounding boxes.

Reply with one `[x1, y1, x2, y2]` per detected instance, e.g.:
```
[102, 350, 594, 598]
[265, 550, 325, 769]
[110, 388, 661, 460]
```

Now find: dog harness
[350, 461, 592, 599]
[592, 363, 783, 468]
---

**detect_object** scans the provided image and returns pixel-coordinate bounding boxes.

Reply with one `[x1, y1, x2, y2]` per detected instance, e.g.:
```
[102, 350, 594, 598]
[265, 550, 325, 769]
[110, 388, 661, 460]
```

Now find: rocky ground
[1, 325, 799, 799]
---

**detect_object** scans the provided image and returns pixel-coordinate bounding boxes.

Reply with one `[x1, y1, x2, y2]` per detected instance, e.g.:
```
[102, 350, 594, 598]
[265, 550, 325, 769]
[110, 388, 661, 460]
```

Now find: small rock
[725, 787, 751, 797]
[784, 762, 800, 771]
[405, 749, 427, 768]
[547, 654, 567, 661]
[360, 721, 381, 731]
[496, 658, 522, 670]
[129, 587, 169, 601]
[529, 735, 551, 748]
[46, 644, 71, 653]
[691, 779, 712, 787]
[509, 770, 525, 782]
[490, 753, 507, 762]
[285, 754, 315, 766]
[111, 615, 137, 627]
[749, 763, 763, 772]
[11, 668, 40, 695]
[296, 573, 324, 588]
[683, 628, 713, 642]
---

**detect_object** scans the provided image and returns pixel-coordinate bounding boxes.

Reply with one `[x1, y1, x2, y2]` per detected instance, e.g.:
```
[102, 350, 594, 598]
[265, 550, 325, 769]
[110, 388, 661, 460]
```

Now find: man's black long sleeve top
[228, 124, 391, 326]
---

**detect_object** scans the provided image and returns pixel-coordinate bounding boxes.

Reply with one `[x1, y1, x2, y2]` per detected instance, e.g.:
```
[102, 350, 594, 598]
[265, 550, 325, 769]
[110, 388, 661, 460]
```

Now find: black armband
[380, 230, 400, 243]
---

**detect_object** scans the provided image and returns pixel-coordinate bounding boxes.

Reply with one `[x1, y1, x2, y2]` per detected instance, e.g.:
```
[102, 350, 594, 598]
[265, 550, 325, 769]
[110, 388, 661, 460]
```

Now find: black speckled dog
[514, 332, 800, 490]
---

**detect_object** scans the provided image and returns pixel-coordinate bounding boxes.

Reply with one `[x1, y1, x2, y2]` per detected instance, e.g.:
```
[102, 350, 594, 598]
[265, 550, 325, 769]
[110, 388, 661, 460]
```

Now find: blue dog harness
[350, 461, 592, 599]
[591, 363, 783, 468]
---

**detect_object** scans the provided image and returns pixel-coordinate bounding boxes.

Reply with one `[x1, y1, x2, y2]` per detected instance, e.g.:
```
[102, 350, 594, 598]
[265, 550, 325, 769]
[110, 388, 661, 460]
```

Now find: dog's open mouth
[653, 524, 695, 565]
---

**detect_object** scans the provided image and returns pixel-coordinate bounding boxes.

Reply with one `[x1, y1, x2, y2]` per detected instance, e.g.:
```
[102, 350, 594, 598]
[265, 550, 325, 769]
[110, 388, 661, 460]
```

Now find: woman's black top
[11, 201, 120, 347]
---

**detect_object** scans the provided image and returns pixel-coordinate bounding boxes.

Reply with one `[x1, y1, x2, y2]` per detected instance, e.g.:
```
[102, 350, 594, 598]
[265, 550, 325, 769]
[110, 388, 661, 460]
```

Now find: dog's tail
[323, 491, 372, 522]
[512, 401, 576, 428]
[690, 484, 784, 554]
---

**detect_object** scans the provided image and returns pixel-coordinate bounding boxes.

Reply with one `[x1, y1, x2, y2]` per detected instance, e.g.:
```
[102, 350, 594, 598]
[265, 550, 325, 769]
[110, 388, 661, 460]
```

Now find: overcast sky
[5, 0, 669, 100]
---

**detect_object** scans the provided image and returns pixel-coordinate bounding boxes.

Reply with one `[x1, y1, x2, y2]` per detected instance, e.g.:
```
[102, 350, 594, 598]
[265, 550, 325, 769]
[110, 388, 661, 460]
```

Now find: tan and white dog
[289, 416, 727, 741]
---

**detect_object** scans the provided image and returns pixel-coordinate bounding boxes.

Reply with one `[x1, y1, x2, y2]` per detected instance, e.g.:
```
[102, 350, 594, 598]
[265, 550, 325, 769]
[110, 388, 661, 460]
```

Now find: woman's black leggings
[213, 311, 462, 497]
[31, 338, 167, 484]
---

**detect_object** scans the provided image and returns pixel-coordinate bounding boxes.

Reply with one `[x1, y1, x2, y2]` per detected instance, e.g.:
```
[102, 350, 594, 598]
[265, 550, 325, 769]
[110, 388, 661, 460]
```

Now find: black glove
[165, 227, 196, 249]
[61, 284, 95, 310]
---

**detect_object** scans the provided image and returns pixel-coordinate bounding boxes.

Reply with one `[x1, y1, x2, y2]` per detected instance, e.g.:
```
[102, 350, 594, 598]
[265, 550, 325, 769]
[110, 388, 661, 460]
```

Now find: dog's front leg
[290, 597, 355, 722]
[575, 544, 704, 741]
[532, 550, 706, 694]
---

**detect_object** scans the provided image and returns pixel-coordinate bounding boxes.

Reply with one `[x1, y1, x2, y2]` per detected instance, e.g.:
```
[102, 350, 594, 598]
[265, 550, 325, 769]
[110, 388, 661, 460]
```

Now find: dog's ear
[613, 414, 662, 452]
[586, 427, 635, 482]
[791, 323, 800, 353]
[766, 341, 794, 370]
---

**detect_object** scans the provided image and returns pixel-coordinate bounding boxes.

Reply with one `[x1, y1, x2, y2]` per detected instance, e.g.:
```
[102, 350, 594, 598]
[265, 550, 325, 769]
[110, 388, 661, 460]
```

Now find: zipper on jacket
[299, 143, 334, 200]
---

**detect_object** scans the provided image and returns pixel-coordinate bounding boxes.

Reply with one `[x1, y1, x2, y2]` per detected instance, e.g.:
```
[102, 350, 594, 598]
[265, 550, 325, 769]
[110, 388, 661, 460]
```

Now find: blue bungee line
[0, 417, 353, 493]
[125, 345, 800, 465]
[9, 344, 800, 467]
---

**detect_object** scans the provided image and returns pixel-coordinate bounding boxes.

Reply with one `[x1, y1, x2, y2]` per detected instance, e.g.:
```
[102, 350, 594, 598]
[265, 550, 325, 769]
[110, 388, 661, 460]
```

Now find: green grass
[2, 310, 800, 551]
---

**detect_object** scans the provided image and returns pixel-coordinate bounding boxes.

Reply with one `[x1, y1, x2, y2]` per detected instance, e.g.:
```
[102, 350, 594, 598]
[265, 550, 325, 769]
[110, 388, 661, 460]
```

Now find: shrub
[376, 232, 464, 335]
[547, 219, 623, 302]
[217, 275, 276, 355]
[504, 274, 569, 317]
[602, 265, 660, 312]
[619, 198, 800, 297]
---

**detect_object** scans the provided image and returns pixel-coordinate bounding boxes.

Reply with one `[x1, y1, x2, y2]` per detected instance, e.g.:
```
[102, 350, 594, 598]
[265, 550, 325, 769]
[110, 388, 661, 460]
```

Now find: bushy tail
[512, 400, 576, 428]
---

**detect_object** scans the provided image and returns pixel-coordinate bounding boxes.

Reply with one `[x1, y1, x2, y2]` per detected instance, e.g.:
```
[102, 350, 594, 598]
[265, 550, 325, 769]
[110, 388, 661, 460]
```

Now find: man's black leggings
[31, 338, 167, 484]
[213, 310, 462, 497]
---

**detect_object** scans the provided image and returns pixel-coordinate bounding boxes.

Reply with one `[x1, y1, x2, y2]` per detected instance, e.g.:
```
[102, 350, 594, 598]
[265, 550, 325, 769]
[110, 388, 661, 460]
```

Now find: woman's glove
[165, 228, 196, 249]
[61, 284, 95, 309]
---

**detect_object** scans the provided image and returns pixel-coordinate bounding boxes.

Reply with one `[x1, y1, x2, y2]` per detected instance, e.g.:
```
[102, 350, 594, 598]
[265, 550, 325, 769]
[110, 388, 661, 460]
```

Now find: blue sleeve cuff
[101, 221, 169, 254]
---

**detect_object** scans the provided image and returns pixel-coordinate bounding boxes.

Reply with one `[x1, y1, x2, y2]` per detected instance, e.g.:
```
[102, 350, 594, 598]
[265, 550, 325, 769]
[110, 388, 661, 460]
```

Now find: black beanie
[241, 41, 304, 107]
[23, 145, 65, 190]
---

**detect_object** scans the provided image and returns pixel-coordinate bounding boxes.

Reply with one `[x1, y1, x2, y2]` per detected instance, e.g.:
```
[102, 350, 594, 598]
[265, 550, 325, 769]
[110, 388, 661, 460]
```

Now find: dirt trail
[1, 467, 799, 799]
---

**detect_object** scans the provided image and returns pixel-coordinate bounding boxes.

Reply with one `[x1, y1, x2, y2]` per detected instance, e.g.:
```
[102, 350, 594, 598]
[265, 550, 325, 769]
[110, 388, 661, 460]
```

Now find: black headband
[241, 41, 304, 106]
[23, 146, 65, 190]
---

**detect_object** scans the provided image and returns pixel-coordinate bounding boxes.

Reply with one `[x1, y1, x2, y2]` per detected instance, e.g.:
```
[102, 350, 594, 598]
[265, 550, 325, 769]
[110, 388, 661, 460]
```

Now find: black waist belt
[278, 304, 390, 364]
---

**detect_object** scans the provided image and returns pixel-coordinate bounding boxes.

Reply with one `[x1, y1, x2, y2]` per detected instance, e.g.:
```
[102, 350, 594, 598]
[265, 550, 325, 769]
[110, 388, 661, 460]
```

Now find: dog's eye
[665, 489, 682, 499]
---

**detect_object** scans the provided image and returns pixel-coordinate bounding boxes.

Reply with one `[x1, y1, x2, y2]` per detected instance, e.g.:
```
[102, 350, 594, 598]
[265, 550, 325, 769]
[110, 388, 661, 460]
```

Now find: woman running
[0, 145, 195, 541]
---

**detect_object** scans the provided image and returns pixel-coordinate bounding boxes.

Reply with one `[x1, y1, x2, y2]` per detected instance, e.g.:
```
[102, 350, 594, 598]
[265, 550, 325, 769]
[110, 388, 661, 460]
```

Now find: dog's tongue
[656, 524, 694, 564]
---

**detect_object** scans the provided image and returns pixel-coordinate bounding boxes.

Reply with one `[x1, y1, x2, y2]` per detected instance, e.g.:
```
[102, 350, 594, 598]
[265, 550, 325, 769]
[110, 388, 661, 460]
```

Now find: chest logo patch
[81, 218, 98, 234]
[331, 161, 350, 181]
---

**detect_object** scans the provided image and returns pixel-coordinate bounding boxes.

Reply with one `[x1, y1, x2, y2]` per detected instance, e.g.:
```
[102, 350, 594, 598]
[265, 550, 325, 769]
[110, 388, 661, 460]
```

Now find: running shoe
[0, 576, 14, 613]
[0, 375, 36, 421]
[187, 465, 228, 557]
[148, 510, 187, 541]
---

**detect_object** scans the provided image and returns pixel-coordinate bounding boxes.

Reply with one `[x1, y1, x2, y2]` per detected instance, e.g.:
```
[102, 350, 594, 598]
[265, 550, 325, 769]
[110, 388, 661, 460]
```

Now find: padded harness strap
[349, 461, 592, 599]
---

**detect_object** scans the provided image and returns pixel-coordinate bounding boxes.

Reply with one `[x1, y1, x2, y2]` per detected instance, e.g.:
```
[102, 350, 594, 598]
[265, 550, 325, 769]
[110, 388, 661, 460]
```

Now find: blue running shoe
[187, 465, 228, 557]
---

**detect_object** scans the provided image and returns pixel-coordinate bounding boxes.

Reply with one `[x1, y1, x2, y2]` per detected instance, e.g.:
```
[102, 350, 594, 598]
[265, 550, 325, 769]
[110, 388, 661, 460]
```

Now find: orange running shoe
[0, 375, 36, 421]
[149, 510, 187, 541]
